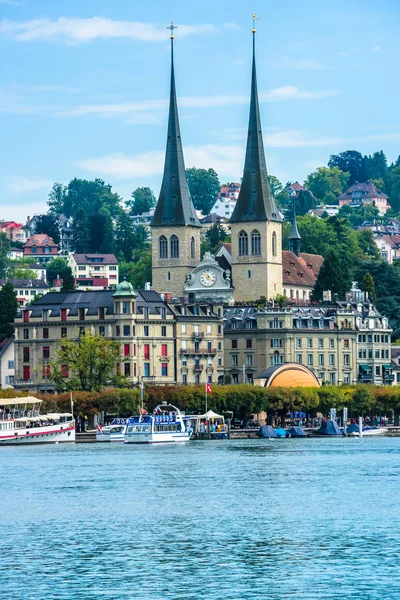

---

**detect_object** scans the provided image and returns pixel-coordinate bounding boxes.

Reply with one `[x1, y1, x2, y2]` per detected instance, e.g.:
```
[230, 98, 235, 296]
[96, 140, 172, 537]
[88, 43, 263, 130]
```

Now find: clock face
[200, 269, 216, 287]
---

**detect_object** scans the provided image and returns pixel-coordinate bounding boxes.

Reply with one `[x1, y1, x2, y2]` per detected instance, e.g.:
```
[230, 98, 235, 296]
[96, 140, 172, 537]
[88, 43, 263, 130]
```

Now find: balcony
[192, 332, 204, 339]
[194, 365, 203, 372]
[357, 374, 373, 382]
[383, 374, 395, 382]
[14, 379, 36, 387]
[180, 348, 216, 356]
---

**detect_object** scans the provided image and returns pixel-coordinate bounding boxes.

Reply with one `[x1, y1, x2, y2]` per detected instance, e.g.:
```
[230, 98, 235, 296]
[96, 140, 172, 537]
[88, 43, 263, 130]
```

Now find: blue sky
[1, 0, 400, 221]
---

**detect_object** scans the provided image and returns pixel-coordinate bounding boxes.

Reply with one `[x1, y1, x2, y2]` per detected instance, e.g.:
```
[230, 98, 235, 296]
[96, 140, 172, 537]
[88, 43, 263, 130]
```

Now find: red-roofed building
[23, 234, 58, 264]
[285, 182, 304, 198]
[338, 181, 390, 216]
[374, 234, 400, 263]
[282, 251, 324, 302]
[0, 221, 25, 243]
[210, 183, 241, 219]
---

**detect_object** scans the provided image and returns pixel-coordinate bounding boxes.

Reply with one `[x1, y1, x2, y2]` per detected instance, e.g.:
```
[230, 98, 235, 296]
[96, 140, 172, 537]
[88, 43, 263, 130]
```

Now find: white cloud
[5, 177, 52, 194]
[55, 86, 339, 119]
[223, 22, 240, 31]
[0, 201, 47, 221]
[270, 57, 326, 70]
[0, 0, 21, 5]
[372, 46, 382, 53]
[0, 17, 217, 45]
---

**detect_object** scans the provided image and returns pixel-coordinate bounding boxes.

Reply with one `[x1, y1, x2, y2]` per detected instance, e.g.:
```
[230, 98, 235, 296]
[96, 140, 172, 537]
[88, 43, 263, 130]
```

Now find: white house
[0, 337, 14, 388]
[68, 253, 119, 289]
[210, 183, 240, 219]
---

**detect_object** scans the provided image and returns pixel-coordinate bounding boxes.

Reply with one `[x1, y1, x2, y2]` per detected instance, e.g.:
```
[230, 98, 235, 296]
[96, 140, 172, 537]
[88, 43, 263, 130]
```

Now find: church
[151, 25, 323, 304]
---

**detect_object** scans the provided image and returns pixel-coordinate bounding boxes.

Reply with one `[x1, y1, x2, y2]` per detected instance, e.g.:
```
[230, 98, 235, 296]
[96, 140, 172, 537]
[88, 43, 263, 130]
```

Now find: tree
[9, 268, 37, 280]
[73, 208, 90, 253]
[46, 257, 73, 288]
[338, 203, 379, 227]
[364, 151, 388, 182]
[127, 187, 156, 215]
[99, 208, 114, 254]
[115, 210, 136, 262]
[268, 175, 283, 196]
[49, 330, 120, 392]
[61, 269, 75, 292]
[293, 189, 317, 215]
[386, 166, 400, 214]
[312, 250, 352, 301]
[120, 250, 152, 289]
[361, 273, 377, 305]
[328, 151, 366, 185]
[0, 232, 10, 278]
[34, 213, 60, 245]
[305, 166, 349, 202]
[204, 222, 229, 254]
[0, 282, 19, 342]
[47, 182, 67, 215]
[186, 167, 220, 214]
[356, 229, 380, 259]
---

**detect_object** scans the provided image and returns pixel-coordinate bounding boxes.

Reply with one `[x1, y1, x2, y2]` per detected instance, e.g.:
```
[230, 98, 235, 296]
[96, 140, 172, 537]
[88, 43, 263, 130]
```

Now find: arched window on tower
[272, 231, 277, 257]
[159, 235, 168, 259]
[239, 230, 248, 256]
[170, 235, 179, 258]
[190, 236, 195, 259]
[251, 230, 261, 255]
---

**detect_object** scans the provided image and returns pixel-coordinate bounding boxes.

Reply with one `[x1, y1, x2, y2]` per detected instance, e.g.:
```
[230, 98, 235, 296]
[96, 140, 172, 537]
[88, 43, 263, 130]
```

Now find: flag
[139, 407, 148, 415]
[206, 383, 212, 394]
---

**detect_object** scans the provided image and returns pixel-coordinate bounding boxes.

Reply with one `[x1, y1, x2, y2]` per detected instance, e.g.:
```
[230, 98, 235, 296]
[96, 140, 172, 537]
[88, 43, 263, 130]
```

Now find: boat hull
[350, 428, 388, 437]
[125, 432, 191, 444]
[0, 425, 75, 445]
[96, 432, 125, 442]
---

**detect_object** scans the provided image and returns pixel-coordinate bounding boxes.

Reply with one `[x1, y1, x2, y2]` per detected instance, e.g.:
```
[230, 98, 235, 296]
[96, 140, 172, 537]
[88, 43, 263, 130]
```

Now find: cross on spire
[167, 21, 177, 39]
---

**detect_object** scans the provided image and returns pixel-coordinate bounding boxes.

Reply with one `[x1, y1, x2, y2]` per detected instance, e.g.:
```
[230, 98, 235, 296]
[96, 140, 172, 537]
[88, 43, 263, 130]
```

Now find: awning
[359, 364, 372, 372]
[383, 364, 393, 370]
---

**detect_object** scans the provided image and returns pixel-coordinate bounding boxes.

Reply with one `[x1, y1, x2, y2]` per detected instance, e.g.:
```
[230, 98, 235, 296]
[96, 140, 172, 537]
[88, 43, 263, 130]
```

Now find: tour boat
[347, 424, 388, 437]
[124, 403, 191, 444]
[0, 397, 75, 445]
[96, 418, 128, 442]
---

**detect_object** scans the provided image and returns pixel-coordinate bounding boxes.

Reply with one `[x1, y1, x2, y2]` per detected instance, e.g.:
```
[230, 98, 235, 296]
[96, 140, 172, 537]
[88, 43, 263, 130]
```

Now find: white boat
[349, 426, 388, 437]
[0, 396, 75, 445]
[124, 403, 191, 444]
[96, 419, 127, 442]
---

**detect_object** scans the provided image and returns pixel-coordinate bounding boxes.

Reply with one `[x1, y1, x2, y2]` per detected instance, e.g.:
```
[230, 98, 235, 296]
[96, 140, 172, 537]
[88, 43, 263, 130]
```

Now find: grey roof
[24, 289, 173, 318]
[72, 254, 118, 265]
[288, 200, 301, 240]
[151, 39, 200, 229]
[0, 336, 14, 358]
[0, 278, 49, 289]
[28, 264, 46, 270]
[230, 35, 281, 224]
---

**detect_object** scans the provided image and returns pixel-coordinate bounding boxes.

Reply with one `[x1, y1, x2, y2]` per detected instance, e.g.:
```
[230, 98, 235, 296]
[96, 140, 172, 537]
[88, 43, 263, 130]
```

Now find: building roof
[282, 251, 323, 287]
[375, 234, 400, 249]
[29, 263, 46, 270]
[0, 221, 23, 229]
[338, 180, 388, 201]
[23, 289, 173, 319]
[151, 39, 200, 229]
[72, 253, 119, 265]
[230, 34, 281, 224]
[200, 214, 228, 224]
[113, 279, 137, 298]
[24, 234, 57, 248]
[288, 202, 301, 241]
[0, 336, 14, 358]
[0, 278, 49, 289]
[287, 182, 304, 192]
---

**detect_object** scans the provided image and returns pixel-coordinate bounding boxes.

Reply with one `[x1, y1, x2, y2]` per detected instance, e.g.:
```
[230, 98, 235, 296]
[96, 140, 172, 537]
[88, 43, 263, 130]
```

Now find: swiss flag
[139, 407, 148, 415]
[206, 383, 212, 394]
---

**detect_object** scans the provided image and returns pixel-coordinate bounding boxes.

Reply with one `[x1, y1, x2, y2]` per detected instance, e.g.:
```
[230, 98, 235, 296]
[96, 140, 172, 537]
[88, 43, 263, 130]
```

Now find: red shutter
[61, 365, 68, 378]
[23, 366, 30, 381]
[23, 311, 29, 323]
[144, 344, 150, 359]
[124, 344, 130, 357]
[162, 344, 167, 357]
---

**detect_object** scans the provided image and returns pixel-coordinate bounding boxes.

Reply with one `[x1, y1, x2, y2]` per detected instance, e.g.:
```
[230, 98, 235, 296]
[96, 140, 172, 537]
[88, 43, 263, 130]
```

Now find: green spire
[230, 30, 281, 223]
[288, 198, 301, 256]
[151, 30, 200, 228]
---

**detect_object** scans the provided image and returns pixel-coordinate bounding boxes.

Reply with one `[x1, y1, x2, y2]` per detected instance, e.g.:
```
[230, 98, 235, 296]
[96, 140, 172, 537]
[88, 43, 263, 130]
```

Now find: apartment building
[223, 286, 392, 386]
[13, 282, 223, 392]
[67, 253, 119, 289]
[23, 234, 58, 265]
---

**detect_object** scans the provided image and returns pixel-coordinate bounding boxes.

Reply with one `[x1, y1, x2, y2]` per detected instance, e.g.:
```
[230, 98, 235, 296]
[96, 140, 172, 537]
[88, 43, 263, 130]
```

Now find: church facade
[151, 28, 321, 305]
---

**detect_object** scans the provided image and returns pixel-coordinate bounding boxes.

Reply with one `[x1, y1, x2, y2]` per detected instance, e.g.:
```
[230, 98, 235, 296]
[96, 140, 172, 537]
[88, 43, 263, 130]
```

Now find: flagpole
[205, 380, 208, 414]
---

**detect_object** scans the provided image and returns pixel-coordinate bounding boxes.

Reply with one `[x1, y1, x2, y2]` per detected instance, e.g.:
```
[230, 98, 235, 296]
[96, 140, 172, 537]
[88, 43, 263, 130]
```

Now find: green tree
[47, 182, 67, 215]
[34, 213, 60, 245]
[49, 330, 119, 392]
[115, 210, 136, 261]
[120, 250, 152, 289]
[293, 189, 318, 215]
[312, 250, 352, 301]
[204, 222, 229, 254]
[0, 282, 19, 342]
[99, 208, 114, 253]
[61, 268, 75, 292]
[328, 150, 366, 185]
[268, 175, 283, 196]
[361, 272, 377, 305]
[356, 229, 380, 259]
[305, 166, 349, 202]
[338, 203, 380, 227]
[386, 166, 400, 214]
[0, 232, 10, 278]
[73, 208, 90, 253]
[186, 167, 220, 214]
[127, 187, 156, 215]
[46, 257, 73, 287]
[364, 150, 388, 182]
[9, 267, 37, 280]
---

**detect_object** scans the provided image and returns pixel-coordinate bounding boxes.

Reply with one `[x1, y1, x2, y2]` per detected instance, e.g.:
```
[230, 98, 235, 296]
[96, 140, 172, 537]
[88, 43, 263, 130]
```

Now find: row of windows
[238, 230, 277, 257]
[358, 349, 390, 359]
[159, 235, 196, 259]
[358, 334, 389, 344]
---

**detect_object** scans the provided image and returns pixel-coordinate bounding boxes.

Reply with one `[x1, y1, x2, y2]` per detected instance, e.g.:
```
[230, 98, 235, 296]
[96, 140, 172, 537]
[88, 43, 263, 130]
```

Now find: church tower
[230, 19, 283, 302]
[151, 24, 201, 297]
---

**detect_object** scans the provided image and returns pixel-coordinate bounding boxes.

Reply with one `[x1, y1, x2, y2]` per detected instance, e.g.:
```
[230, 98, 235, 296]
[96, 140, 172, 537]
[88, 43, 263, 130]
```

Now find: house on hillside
[0, 279, 49, 306]
[0, 221, 25, 243]
[67, 253, 119, 289]
[338, 181, 390, 216]
[0, 337, 15, 388]
[210, 183, 241, 219]
[285, 182, 304, 198]
[23, 234, 58, 265]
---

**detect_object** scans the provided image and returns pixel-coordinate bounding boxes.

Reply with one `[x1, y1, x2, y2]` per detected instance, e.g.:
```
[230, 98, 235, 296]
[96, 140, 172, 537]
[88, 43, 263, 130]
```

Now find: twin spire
[152, 18, 281, 229]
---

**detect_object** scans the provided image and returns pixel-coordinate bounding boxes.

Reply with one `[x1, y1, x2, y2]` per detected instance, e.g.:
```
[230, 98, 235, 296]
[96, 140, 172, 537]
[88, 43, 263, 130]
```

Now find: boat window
[127, 426, 133, 433]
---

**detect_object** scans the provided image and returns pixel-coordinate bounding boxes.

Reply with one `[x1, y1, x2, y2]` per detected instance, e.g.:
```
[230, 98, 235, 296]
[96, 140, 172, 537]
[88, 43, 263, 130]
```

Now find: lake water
[1, 437, 399, 600]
